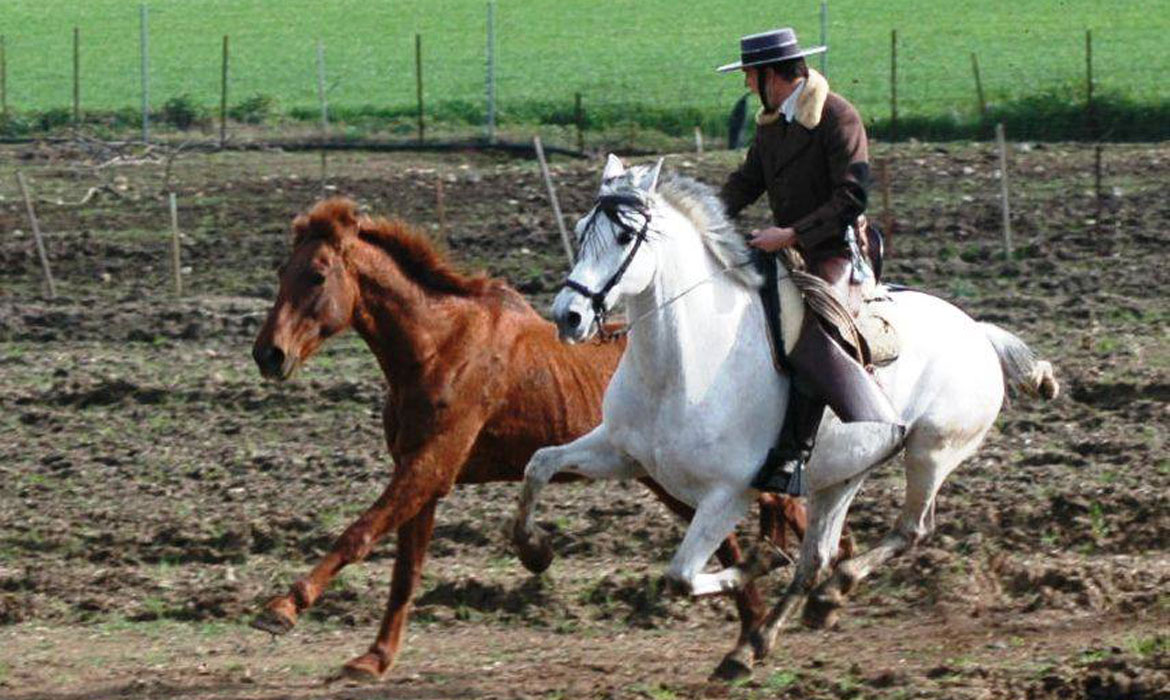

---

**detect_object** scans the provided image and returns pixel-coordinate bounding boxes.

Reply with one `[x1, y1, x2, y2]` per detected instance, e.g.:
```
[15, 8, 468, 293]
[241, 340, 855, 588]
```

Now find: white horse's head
[553, 154, 664, 342]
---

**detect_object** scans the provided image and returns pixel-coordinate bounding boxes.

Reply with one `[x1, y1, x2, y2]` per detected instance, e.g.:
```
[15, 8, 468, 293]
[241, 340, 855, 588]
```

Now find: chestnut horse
[249, 198, 812, 680]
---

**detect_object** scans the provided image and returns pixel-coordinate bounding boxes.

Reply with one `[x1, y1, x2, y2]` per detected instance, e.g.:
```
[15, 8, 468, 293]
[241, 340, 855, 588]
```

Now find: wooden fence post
[995, 123, 1012, 259]
[889, 29, 898, 142]
[16, 172, 58, 299]
[970, 52, 986, 119]
[435, 175, 446, 245]
[169, 192, 183, 297]
[415, 33, 425, 143]
[484, 0, 497, 143]
[693, 126, 703, 154]
[73, 28, 80, 125]
[1085, 29, 1096, 139]
[140, 4, 150, 143]
[533, 135, 574, 265]
[1, 35, 7, 124]
[574, 92, 584, 153]
[316, 39, 329, 197]
[879, 157, 893, 255]
[220, 35, 229, 148]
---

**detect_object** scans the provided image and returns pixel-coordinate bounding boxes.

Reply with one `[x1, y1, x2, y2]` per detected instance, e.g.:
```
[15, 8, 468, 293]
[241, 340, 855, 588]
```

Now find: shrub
[160, 94, 208, 130]
[228, 94, 277, 124]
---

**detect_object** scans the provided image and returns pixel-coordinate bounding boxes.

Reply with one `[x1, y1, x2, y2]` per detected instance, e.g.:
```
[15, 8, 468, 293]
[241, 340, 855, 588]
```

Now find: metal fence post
[485, 0, 496, 143]
[819, 2, 828, 76]
[140, 4, 150, 143]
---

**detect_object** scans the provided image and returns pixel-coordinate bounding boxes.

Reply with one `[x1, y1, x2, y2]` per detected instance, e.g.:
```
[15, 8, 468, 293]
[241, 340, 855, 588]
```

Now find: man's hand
[748, 226, 798, 252]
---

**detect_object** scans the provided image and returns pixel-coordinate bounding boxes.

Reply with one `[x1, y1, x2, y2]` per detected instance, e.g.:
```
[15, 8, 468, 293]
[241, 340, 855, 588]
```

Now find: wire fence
[0, 1, 1166, 148]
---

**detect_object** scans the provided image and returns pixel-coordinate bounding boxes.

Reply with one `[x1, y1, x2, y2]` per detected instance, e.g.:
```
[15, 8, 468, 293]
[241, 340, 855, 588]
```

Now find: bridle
[562, 192, 651, 338]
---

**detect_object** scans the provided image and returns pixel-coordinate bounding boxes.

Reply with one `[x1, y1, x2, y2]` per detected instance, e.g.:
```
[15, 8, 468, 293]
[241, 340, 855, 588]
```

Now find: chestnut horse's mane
[295, 198, 505, 298]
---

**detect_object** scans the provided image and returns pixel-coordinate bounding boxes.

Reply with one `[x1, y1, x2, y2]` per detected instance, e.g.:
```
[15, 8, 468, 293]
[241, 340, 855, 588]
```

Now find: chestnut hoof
[340, 651, 389, 682]
[251, 597, 298, 636]
[710, 651, 753, 682]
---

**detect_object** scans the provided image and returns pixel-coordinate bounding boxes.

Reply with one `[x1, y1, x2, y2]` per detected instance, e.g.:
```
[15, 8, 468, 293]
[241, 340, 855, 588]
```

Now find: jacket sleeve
[792, 103, 870, 249]
[719, 138, 767, 218]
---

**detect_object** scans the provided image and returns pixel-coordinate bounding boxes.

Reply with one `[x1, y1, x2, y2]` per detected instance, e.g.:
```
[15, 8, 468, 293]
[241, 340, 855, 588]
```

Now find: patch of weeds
[1087, 502, 1108, 540]
[1079, 648, 1109, 662]
[1095, 335, 1120, 354]
[552, 619, 578, 635]
[1126, 634, 1167, 657]
[949, 278, 978, 299]
[630, 683, 678, 700]
[762, 670, 797, 690]
[0, 660, 9, 683]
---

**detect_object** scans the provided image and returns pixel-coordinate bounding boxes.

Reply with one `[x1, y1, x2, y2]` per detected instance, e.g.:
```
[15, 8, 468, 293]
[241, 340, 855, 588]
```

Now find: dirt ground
[0, 141, 1166, 699]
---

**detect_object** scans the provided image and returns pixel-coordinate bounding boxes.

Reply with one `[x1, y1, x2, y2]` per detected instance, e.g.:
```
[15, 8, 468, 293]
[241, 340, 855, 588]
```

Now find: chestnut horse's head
[253, 198, 363, 381]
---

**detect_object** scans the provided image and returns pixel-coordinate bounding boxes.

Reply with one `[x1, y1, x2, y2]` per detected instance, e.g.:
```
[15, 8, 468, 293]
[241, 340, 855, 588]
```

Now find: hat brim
[716, 46, 827, 73]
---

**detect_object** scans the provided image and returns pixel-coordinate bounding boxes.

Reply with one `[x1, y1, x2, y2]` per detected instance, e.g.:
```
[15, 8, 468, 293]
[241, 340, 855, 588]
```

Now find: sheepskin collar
[755, 68, 829, 129]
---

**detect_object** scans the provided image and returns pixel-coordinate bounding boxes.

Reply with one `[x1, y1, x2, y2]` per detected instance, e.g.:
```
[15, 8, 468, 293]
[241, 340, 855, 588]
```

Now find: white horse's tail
[981, 323, 1059, 400]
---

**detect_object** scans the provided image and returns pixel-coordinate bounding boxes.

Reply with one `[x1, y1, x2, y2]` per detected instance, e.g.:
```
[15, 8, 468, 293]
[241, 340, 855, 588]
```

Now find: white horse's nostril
[566, 311, 582, 330]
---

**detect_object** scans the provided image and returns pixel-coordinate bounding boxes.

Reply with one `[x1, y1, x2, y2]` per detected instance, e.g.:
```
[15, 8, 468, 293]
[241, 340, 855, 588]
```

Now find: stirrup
[751, 448, 806, 495]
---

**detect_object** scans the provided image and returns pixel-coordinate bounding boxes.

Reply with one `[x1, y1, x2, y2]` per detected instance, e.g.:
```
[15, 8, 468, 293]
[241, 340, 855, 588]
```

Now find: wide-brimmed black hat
[716, 27, 826, 73]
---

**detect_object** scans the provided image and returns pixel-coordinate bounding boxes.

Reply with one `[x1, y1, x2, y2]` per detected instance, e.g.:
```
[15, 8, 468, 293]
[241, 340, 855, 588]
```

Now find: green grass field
[0, 0, 1165, 139]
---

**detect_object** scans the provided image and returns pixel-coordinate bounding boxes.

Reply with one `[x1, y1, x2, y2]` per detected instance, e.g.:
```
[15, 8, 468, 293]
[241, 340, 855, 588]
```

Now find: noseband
[562, 193, 652, 336]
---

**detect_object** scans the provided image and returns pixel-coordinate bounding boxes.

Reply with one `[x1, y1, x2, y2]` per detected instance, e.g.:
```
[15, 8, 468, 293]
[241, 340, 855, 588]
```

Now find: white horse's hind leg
[804, 426, 989, 628]
[713, 472, 867, 680]
[512, 426, 640, 573]
[665, 489, 753, 596]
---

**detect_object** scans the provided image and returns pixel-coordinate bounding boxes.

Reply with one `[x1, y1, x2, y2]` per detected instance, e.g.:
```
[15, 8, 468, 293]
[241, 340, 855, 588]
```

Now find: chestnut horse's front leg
[340, 497, 438, 680]
[252, 419, 479, 664]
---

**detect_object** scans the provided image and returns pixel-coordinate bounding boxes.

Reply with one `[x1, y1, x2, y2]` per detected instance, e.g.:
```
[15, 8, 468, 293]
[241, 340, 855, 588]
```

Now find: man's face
[743, 65, 800, 106]
[743, 67, 761, 95]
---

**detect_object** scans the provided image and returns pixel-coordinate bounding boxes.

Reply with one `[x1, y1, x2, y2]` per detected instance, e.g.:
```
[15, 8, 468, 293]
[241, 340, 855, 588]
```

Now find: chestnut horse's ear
[291, 214, 311, 244]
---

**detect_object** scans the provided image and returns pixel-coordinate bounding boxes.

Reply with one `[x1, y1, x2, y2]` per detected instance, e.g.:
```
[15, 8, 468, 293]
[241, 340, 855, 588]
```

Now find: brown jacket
[720, 69, 870, 263]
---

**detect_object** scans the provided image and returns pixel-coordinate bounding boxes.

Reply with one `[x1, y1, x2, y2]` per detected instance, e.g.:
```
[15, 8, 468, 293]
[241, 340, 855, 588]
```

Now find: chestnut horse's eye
[307, 270, 326, 286]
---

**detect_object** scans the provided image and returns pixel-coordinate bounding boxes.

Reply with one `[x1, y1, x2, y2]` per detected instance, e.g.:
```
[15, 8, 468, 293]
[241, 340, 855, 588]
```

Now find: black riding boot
[751, 387, 825, 494]
[752, 313, 904, 494]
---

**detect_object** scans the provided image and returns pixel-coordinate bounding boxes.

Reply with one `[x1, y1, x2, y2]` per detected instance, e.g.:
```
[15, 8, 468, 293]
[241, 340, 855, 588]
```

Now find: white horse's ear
[635, 157, 665, 192]
[602, 153, 626, 181]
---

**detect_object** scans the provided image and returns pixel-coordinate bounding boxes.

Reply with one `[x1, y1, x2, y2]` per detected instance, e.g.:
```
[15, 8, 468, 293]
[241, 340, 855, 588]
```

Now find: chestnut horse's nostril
[254, 345, 286, 377]
[566, 311, 583, 330]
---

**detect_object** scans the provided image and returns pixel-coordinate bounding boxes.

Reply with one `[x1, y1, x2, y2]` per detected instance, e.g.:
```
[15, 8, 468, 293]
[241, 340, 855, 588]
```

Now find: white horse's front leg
[664, 489, 753, 596]
[512, 425, 638, 573]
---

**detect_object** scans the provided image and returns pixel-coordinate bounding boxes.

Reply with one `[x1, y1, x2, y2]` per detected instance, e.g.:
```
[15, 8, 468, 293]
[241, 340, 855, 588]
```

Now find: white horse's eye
[616, 230, 633, 246]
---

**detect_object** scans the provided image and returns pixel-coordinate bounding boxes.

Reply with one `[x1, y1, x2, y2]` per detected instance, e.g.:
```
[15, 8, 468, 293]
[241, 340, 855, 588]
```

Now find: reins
[603, 259, 759, 340]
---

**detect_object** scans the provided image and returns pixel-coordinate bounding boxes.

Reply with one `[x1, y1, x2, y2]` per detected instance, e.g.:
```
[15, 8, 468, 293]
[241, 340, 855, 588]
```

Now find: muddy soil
[0, 142, 1166, 699]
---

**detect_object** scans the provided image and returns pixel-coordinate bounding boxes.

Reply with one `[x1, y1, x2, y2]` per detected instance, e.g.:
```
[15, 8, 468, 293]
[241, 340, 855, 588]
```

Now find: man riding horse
[717, 28, 903, 493]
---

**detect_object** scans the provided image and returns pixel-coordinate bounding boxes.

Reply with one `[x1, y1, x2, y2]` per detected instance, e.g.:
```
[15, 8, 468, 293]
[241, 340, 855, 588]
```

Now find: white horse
[512, 155, 1057, 679]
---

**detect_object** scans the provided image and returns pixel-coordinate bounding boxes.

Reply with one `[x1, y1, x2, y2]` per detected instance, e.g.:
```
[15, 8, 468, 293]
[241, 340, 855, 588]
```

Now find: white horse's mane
[647, 172, 763, 288]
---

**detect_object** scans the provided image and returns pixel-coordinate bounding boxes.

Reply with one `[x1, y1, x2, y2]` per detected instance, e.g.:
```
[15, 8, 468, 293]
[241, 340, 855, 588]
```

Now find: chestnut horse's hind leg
[341, 497, 439, 680]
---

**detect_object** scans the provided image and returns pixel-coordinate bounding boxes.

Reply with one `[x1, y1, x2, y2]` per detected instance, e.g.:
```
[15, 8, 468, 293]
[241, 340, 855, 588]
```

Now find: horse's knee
[523, 448, 559, 483]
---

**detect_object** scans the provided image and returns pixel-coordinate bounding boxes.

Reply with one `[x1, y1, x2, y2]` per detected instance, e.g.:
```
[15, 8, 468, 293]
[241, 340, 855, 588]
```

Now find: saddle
[756, 225, 900, 375]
